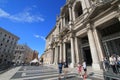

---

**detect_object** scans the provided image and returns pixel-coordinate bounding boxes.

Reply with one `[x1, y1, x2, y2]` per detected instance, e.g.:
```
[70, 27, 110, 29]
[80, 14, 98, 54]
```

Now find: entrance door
[83, 47, 92, 66]
[66, 43, 71, 64]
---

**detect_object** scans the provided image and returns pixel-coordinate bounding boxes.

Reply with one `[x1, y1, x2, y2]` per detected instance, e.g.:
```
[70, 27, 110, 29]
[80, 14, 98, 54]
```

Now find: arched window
[74, 2, 83, 19]
[65, 9, 69, 25]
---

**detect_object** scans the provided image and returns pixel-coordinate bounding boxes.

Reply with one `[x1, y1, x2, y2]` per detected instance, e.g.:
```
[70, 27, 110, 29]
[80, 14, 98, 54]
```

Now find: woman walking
[77, 62, 82, 78]
[82, 60, 87, 79]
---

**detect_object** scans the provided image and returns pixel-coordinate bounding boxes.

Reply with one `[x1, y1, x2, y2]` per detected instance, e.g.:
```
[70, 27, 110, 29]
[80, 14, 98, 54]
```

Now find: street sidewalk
[0, 66, 21, 80]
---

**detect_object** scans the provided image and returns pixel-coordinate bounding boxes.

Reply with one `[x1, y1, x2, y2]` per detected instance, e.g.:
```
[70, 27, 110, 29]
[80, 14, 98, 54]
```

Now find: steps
[88, 71, 104, 80]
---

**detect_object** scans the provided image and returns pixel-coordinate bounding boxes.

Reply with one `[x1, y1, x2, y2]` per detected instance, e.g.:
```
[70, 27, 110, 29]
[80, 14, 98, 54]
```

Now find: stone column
[87, 24, 100, 70]
[51, 49, 54, 64]
[63, 42, 66, 62]
[54, 46, 58, 64]
[52, 48, 55, 64]
[68, 4, 73, 30]
[59, 43, 63, 61]
[68, 4, 72, 22]
[60, 16, 63, 28]
[93, 28, 105, 61]
[70, 35, 75, 68]
[75, 37, 80, 64]
[63, 15, 65, 27]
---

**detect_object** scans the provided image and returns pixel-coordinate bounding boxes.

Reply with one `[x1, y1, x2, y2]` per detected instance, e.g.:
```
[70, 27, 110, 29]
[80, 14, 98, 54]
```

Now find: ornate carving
[86, 23, 93, 31]
[70, 33, 75, 38]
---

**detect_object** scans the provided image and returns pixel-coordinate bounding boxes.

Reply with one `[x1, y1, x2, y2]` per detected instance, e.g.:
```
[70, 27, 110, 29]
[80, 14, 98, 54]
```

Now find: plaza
[0, 65, 104, 80]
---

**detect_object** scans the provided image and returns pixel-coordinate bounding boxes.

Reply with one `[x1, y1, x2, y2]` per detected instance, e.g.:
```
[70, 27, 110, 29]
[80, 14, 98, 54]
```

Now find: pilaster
[93, 28, 105, 61]
[75, 37, 80, 64]
[118, 3, 120, 21]
[63, 42, 66, 62]
[59, 42, 63, 61]
[70, 35, 75, 68]
[87, 23, 101, 70]
[68, 4, 72, 22]
[54, 46, 58, 64]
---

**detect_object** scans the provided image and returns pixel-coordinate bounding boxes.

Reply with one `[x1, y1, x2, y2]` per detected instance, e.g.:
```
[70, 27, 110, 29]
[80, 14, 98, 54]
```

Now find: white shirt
[109, 57, 116, 65]
[82, 62, 86, 69]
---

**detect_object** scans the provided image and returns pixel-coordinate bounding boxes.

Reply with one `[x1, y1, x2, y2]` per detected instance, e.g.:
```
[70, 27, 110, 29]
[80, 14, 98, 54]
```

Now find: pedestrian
[63, 61, 68, 79]
[77, 62, 82, 78]
[82, 60, 87, 78]
[58, 60, 63, 79]
[109, 54, 118, 74]
[103, 57, 110, 71]
[117, 55, 120, 73]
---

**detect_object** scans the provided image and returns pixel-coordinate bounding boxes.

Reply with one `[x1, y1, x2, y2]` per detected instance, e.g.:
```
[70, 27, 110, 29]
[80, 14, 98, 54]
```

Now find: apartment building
[0, 27, 19, 66]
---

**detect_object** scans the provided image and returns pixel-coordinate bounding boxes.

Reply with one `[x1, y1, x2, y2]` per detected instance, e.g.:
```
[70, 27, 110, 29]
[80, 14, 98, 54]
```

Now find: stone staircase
[88, 70, 104, 80]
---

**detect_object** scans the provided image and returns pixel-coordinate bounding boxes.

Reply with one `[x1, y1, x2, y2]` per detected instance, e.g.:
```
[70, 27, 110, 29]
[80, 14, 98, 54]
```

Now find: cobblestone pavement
[1, 65, 120, 80]
[10, 65, 92, 80]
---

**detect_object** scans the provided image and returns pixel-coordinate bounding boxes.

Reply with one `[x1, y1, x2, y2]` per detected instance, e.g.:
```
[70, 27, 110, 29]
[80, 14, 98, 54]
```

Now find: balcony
[73, 14, 85, 30]
[58, 24, 71, 39]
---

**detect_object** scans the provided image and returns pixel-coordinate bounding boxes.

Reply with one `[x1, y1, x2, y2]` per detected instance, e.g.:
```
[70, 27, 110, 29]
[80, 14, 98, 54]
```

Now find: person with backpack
[109, 54, 118, 74]
[103, 57, 110, 71]
[63, 61, 68, 79]
[82, 60, 87, 78]
[58, 60, 63, 79]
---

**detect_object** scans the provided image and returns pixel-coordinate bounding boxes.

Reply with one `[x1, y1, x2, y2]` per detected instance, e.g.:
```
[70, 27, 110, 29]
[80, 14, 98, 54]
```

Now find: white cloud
[0, 8, 45, 23]
[34, 34, 40, 38]
[40, 36, 46, 41]
[34, 34, 45, 41]
[0, 8, 10, 17]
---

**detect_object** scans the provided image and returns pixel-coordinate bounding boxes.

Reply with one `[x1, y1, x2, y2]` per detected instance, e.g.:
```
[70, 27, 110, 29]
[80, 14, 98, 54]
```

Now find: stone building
[0, 27, 19, 66]
[13, 44, 34, 65]
[43, 0, 120, 70]
[32, 50, 39, 60]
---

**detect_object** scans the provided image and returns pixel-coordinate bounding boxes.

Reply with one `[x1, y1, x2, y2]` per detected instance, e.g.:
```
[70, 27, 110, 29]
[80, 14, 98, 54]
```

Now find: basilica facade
[43, 0, 120, 70]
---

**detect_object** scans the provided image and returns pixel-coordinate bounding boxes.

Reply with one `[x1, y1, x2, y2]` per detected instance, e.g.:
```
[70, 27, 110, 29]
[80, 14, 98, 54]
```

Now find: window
[1, 43, 3, 46]
[4, 34, 7, 37]
[2, 38, 5, 41]
[1, 55, 3, 57]
[7, 40, 9, 43]
[74, 1, 83, 19]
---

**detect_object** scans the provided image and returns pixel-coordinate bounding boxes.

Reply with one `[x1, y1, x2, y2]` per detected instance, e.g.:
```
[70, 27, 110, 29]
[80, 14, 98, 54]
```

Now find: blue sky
[0, 0, 66, 57]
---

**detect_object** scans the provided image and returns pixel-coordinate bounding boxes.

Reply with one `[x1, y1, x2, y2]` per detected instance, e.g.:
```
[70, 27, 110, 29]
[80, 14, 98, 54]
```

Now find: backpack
[59, 63, 63, 68]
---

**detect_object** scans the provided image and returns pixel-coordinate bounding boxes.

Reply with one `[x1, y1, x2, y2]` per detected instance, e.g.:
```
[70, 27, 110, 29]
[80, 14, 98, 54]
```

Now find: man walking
[58, 60, 63, 79]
